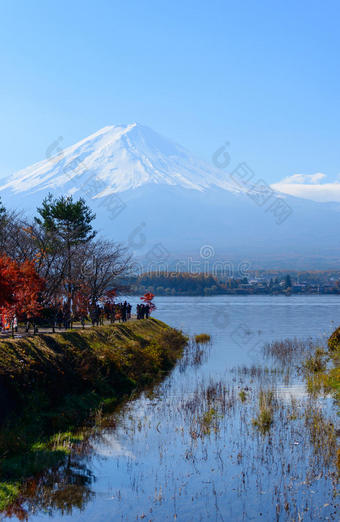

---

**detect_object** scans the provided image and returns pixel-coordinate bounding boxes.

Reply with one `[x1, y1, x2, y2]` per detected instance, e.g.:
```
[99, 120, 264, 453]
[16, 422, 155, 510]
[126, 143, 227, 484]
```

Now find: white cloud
[271, 172, 340, 202]
[278, 173, 326, 185]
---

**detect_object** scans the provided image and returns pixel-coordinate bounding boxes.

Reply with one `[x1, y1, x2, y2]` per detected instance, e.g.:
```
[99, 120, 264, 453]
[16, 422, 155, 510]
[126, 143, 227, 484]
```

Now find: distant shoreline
[126, 271, 340, 297]
[129, 289, 340, 297]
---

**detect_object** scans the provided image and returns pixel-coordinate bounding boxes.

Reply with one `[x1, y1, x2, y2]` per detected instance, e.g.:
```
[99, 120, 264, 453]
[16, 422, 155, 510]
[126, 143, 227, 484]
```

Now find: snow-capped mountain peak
[3, 123, 340, 267]
[0, 123, 239, 196]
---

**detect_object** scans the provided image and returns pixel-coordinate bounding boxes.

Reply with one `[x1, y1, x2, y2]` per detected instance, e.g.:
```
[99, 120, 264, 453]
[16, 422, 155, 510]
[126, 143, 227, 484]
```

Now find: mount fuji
[1, 123, 339, 268]
[0, 123, 242, 195]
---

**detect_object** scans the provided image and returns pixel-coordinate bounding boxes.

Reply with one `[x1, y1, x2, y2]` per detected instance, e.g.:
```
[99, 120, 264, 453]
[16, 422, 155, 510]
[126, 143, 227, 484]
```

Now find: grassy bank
[302, 328, 340, 476]
[303, 327, 340, 405]
[326, 327, 340, 402]
[0, 319, 187, 511]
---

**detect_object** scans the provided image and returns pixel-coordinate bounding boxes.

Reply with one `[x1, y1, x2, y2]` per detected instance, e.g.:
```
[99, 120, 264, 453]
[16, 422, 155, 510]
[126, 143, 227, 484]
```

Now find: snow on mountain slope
[0, 123, 241, 196]
[1, 122, 340, 268]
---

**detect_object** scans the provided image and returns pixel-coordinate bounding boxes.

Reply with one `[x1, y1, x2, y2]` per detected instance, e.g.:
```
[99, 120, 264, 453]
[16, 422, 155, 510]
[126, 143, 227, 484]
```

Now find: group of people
[55, 305, 73, 329]
[89, 301, 132, 326]
[53, 301, 134, 328]
[55, 301, 150, 328]
[111, 301, 132, 323]
[1, 299, 152, 335]
[136, 303, 151, 320]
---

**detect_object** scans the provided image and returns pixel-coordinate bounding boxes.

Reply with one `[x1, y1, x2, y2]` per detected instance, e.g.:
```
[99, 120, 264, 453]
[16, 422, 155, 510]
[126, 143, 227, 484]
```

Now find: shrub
[303, 348, 326, 373]
[194, 333, 211, 344]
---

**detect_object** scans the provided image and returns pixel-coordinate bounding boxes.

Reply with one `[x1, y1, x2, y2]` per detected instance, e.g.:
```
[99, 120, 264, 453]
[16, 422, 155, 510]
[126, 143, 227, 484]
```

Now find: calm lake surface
[21, 296, 340, 521]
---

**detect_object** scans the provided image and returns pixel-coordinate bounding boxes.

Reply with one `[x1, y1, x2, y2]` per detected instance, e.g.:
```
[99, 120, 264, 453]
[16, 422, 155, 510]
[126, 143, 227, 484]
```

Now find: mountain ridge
[0, 123, 242, 196]
[1, 123, 340, 268]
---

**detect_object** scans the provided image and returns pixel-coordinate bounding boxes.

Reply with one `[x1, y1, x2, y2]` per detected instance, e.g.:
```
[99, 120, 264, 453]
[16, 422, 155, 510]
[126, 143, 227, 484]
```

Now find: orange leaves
[0, 256, 16, 303]
[140, 292, 156, 312]
[0, 254, 45, 320]
[141, 292, 155, 302]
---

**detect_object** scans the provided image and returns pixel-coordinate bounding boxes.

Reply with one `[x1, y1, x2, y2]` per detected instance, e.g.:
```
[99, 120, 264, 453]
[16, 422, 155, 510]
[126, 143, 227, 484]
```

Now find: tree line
[129, 271, 340, 296]
[0, 193, 131, 332]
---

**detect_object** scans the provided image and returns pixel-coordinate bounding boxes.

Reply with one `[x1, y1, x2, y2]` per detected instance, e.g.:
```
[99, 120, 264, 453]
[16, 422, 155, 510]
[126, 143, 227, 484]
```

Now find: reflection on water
[4, 460, 95, 520]
[3, 295, 340, 521]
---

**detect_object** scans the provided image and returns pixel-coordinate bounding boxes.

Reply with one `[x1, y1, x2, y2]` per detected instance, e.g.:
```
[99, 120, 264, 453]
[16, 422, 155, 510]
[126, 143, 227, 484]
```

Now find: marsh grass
[194, 333, 211, 344]
[239, 389, 247, 402]
[115, 332, 339, 518]
[179, 338, 211, 371]
[177, 380, 236, 440]
[198, 408, 219, 436]
[252, 389, 275, 434]
[304, 405, 337, 467]
[232, 365, 284, 377]
[263, 337, 318, 365]
[303, 348, 327, 374]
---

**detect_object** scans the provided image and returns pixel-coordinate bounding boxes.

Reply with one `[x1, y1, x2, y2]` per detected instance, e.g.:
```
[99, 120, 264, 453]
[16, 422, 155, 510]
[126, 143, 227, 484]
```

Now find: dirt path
[0, 316, 137, 340]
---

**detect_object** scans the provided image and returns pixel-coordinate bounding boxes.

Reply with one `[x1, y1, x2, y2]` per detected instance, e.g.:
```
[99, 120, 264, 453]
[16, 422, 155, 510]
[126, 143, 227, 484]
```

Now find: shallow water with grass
[2, 295, 340, 520]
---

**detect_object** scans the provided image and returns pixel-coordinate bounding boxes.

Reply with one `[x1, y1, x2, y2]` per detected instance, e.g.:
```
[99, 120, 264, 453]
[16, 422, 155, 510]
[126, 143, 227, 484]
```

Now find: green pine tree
[35, 193, 96, 311]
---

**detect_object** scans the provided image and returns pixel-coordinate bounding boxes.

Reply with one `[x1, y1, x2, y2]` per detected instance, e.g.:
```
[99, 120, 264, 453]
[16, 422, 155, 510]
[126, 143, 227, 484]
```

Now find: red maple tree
[140, 292, 156, 314]
[0, 255, 44, 324]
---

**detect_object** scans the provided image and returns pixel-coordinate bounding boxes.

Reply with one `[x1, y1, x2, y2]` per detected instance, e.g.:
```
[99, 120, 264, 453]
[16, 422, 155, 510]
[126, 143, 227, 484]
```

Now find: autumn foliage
[0, 194, 131, 330]
[0, 255, 44, 323]
[141, 292, 156, 313]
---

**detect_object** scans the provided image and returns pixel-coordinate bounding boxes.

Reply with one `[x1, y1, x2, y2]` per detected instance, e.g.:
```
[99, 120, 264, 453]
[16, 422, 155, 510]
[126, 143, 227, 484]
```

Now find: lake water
[19, 296, 340, 521]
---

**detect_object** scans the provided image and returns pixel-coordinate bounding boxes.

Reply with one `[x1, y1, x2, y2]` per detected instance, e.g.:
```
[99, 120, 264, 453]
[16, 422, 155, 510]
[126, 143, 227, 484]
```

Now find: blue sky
[1, 0, 340, 187]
